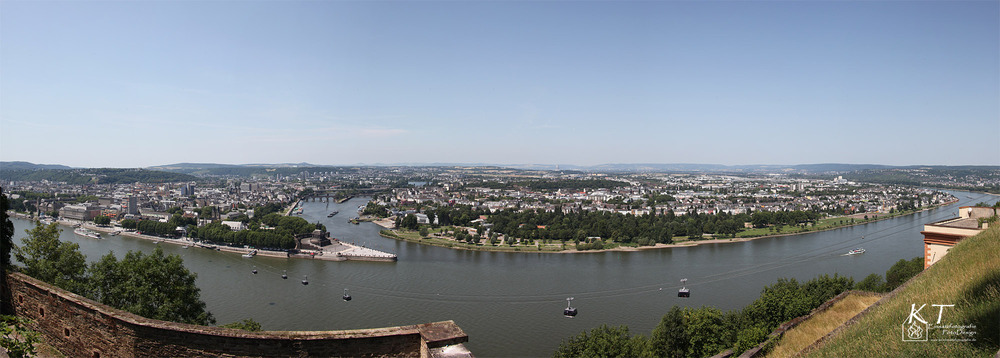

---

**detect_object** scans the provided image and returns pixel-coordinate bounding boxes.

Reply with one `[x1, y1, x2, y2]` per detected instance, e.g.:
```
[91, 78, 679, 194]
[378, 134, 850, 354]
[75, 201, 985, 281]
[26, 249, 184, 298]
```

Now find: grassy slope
[768, 293, 881, 358]
[807, 227, 1000, 357]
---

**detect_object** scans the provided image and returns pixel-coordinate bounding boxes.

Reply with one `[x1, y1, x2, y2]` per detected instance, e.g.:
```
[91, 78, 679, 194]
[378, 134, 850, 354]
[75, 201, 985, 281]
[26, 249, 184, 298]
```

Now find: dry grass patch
[767, 293, 881, 358]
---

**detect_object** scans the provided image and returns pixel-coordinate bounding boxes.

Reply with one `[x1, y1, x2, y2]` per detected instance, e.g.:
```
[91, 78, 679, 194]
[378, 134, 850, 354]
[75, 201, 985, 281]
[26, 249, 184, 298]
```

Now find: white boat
[242, 249, 257, 258]
[847, 248, 865, 255]
[74, 228, 102, 239]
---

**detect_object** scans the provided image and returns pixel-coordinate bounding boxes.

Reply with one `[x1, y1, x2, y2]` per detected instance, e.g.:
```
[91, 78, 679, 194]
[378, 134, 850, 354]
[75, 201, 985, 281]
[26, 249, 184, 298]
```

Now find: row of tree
[189, 222, 296, 249]
[187, 212, 320, 250]
[485, 209, 818, 245]
[396, 203, 823, 247]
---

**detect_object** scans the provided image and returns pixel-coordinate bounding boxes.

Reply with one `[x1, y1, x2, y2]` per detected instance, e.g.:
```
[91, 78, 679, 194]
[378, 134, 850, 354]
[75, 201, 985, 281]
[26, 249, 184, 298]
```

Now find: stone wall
[3, 272, 468, 357]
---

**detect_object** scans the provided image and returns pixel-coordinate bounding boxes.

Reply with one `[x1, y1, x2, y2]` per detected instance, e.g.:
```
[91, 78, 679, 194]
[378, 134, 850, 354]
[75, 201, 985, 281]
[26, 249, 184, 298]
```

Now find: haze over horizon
[2, 1, 998, 168]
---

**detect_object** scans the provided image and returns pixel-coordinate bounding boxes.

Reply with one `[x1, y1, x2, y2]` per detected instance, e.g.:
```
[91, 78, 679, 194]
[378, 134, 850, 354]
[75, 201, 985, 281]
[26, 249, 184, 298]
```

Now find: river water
[10, 191, 997, 357]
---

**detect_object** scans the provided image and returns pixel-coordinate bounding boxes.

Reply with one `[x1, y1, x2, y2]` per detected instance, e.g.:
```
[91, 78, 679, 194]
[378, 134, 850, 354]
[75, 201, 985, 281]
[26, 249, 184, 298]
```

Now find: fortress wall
[4, 273, 466, 357]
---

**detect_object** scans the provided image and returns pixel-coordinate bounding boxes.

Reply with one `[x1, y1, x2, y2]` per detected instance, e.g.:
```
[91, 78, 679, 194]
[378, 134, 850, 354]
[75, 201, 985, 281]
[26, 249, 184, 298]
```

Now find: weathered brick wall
[3, 272, 466, 357]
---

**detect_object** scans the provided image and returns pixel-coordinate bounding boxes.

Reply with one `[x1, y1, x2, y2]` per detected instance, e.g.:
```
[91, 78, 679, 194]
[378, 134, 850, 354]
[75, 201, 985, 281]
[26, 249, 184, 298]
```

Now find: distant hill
[149, 162, 320, 171]
[0, 168, 196, 184]
[0, 161, 73, 170]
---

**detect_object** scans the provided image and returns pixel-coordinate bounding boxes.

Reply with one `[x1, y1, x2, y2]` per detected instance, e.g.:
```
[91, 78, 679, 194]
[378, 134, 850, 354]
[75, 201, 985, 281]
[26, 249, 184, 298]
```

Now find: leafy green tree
[648, 306, 689, 358]
[0, 315, 40, 358]
[120, 219, 138, 229]
[13, 222, 88, 293]
[93, 215, 111, 226]
[553, 324, 647, 358]
[400, 214, 418, 230]
[884, 257, 923, 291]
[1, 187, 14, 269]
[200, 206, 215, 220]
[733, 325, 769, 354]
[419, 227, 429, 237]
[221, 318, 262, 331]
[86, 246, 215, 325]
[800, 274, 854, 308]
[856, 273, 886, 292]
[742, 278, 811, 330]
[685, 306, 729, 357]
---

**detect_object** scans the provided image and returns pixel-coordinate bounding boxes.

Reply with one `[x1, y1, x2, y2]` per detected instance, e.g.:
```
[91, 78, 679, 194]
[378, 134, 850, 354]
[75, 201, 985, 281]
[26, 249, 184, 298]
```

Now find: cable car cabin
[678, 288, 690, 298]
[678, 278, 690, 298]
[563, 297, 577, 317]
[343, 288, 352, 301]
[563, 307, 578, 317]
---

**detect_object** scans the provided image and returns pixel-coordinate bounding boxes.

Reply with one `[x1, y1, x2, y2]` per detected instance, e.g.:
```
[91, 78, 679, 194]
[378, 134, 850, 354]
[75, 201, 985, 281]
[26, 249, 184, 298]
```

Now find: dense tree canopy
[11, 226, 215, 326]
[187, 213, 318, 249]
[93, 216, 111, 226]
[86, 247, 214, 325]
[884, 257, 924, 292]
[553, 325, 648, 358]
[13, 222, 88, 293]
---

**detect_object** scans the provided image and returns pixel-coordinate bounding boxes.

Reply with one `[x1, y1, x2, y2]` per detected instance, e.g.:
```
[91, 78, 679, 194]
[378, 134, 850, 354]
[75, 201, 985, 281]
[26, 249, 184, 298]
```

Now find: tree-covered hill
[0, 168, 196, 184]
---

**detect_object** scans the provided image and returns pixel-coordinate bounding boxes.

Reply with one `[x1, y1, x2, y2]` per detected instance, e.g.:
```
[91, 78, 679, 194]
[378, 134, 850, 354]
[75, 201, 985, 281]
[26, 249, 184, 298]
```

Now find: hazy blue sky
[1, 1, 997, 168]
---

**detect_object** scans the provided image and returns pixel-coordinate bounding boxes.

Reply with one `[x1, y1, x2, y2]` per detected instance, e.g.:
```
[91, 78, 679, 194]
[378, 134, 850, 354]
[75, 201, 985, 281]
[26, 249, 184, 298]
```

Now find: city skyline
[2, 1, 998, 168]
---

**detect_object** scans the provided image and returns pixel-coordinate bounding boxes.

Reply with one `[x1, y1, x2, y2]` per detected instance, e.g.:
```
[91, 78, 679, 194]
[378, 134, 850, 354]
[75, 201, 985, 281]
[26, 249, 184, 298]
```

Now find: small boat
[327, 211, 339, 217]
[74, 228, 101, 239]
[242, 250, 257, 258]
[110, 231, 121, 236]
[847, 248, 865, 255]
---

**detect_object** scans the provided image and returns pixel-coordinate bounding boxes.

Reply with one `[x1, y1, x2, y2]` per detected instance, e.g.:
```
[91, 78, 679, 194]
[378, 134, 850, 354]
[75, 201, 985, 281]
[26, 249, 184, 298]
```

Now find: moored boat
[74, 228, 102, 239]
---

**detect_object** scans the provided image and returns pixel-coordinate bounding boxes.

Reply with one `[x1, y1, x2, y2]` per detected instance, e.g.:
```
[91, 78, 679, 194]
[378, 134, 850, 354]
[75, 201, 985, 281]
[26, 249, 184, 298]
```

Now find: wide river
[10, 190, 998, 357]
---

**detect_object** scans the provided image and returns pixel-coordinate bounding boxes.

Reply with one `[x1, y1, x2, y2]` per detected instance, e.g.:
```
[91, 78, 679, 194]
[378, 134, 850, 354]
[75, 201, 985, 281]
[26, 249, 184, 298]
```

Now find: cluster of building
[0, 168, 962, 233]
[4, 179, 294, 223]
[382, 172, 955, 218]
